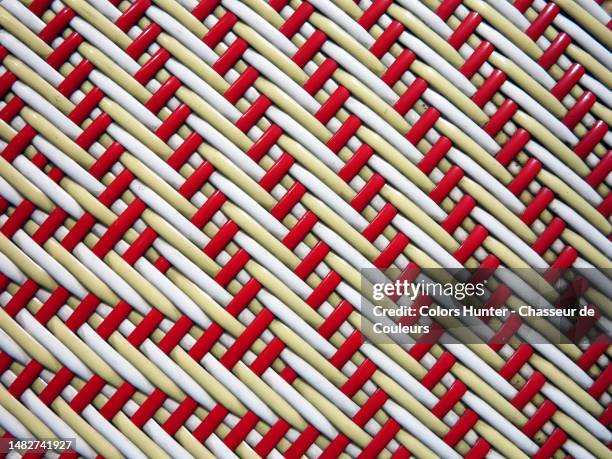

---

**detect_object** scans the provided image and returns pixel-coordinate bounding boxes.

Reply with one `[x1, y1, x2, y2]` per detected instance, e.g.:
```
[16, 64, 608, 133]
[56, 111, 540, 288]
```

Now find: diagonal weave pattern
[0, 0, 610, 457]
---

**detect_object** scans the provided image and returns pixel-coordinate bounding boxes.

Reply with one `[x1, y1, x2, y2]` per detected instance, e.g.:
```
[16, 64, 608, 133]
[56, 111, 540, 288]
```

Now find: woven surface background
[0, 0, 610, 457]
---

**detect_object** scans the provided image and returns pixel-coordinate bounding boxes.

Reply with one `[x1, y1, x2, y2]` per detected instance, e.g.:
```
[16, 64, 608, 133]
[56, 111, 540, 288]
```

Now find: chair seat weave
[0, 0, 610, 457]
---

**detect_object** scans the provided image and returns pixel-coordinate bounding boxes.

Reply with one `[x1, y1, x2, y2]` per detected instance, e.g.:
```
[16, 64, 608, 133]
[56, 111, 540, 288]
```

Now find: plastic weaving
[0, 0, 610, 457]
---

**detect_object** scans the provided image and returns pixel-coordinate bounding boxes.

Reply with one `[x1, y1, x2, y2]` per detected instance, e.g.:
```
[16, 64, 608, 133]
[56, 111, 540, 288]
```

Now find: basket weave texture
[0, 0, 610, 457]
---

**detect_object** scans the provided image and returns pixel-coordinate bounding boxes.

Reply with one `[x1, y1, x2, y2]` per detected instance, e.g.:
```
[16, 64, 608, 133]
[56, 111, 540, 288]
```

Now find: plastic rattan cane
[0, 0, 610, 457]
